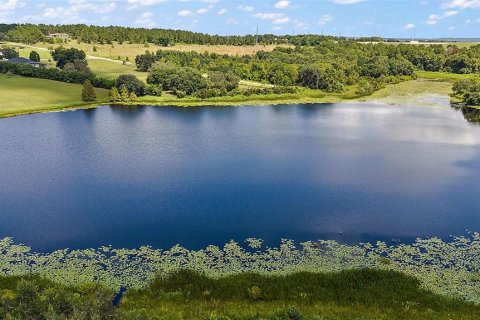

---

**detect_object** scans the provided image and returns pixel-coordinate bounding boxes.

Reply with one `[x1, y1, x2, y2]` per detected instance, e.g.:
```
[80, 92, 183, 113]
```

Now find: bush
[176, 90, 186, 98]
[145, 83, 162, 96]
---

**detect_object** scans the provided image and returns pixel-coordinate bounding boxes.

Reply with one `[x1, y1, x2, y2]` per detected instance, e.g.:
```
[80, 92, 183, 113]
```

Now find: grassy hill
[0, 74, 109, 117]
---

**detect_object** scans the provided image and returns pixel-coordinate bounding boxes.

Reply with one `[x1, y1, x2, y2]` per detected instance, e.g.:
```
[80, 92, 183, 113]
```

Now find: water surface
[1, 102, 479, 251]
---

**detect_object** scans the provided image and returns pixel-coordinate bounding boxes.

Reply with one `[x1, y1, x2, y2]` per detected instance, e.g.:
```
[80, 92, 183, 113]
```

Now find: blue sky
[0, 0, 479, 38]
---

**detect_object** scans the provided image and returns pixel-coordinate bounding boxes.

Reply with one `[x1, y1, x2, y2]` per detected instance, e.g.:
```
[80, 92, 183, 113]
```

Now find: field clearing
[27, 41, 292, 62]
[0, 74, 108, 117]
[86, 59, 148, 82]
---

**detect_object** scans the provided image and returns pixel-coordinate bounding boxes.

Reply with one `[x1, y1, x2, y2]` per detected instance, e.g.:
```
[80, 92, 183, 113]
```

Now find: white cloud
[318, 14, 333, 25]
[0, 0, 25, 11]
[237, 5, 254, 12]
[332, 0, 364, 4]
[127, 0, 167, 5]
[442, 0, 480, 9]
[274, 1, 290, 9]
[178, 9, 193, 16]
[135, 11, 155, 27]
[217, 8, 227, 15]
[197, 8, 208, 14]
[403, 23, 415, 30]
[425, 10, 458, 25]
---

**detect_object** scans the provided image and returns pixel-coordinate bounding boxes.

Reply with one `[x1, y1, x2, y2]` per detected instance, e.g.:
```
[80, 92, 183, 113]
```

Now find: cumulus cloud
[254, 12, 291, 24]
[318, 14, 333, 25]
[274, 1, 290, 9]
[332, 0, 364, 4]
[442, 0, 480, 9]
[403, 23, 415, 30]
[135, 11, 155, 27]
[0, 0, 25, 11]
[178, 9, 193, 16]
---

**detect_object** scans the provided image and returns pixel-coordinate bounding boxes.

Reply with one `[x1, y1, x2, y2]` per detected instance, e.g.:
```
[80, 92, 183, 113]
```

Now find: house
[6, 57, 47, 68]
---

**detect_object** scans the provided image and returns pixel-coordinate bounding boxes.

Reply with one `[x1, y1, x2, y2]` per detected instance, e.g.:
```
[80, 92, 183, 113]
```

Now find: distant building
[410, 40, 419, 44]
[6, 57, 47, 68]
[48, 33, 69, 39]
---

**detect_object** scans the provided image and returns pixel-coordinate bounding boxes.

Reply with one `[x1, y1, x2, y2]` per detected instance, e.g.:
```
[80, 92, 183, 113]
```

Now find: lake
[1, 101, 479, 251]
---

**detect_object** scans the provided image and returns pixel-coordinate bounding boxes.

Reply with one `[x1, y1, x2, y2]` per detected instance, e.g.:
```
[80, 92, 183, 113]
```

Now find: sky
[0, 0, 479, 38]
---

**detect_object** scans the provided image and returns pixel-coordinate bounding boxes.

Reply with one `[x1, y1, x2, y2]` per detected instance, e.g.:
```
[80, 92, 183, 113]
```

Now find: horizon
[0, 0, 479, 39]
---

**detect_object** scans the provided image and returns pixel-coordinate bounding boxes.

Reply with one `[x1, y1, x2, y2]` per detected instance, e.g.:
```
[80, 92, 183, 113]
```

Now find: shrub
[176, 90, 186, 98]
[145, 83, 162, 96]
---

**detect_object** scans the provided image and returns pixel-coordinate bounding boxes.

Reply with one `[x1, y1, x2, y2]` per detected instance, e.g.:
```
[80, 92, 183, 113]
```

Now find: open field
[18, 41, 292, 62]
[0, 74, 109, 117]
[86, 59, 148, 82]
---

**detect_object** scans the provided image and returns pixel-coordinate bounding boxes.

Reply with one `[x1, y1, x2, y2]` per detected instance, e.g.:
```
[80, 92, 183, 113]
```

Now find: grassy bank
[2, 269, 479, 320]
[0, 72, 468, 118]
[0, 74, 109, 118]
[119, 269, 480, 319]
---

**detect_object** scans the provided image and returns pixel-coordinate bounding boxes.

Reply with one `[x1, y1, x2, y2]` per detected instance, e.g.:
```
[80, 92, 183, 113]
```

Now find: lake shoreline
[0, 78, 456, 118]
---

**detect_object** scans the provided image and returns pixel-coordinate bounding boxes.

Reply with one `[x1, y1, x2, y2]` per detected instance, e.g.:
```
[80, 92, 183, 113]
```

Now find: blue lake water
[1, 102, 479, 251]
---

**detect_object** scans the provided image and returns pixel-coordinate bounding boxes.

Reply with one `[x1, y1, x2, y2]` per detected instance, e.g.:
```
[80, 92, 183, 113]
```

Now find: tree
[115, 74, 146, 96]
[63, 60, 92, 75]
[109, 87, 120, 102]
[0, 48, 19, 59]
[29, 51, 40, 62]
[81, 80, 96, 102]
[135, 52, 156, 71]
[52, 47, 86, 69]
[129, 91, 138, 101]
[147, 63, 207, 95]
[208, 71, 240, 91]
[119, 84, 130, 102]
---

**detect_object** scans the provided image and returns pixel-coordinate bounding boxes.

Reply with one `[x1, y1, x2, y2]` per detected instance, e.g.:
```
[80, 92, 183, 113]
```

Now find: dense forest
[136, 41, 480, 98]
[0, 23, 340, 46]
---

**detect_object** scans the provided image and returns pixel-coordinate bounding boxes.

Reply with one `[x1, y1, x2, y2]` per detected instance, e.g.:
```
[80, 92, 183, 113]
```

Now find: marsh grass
[118, 269, 480, 320]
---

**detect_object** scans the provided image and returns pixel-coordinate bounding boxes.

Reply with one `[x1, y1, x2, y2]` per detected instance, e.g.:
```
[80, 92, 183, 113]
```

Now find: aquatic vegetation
[1, 233, 479, 304]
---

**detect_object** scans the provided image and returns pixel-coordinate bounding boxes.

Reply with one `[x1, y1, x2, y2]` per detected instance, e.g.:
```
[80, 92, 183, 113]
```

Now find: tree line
[0, 23, 340, 46]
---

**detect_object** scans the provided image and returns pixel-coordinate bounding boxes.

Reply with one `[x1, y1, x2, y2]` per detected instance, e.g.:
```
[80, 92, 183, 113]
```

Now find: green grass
[86, 59, 148, 82]
[0, 74, 109, 117]
[118, 269, 480, 320]
[415, 70, 478, 82]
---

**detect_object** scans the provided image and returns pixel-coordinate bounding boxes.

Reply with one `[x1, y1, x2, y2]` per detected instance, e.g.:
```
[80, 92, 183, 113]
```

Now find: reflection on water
[0, 102, 479, 251]
[451, 102, 480, 124]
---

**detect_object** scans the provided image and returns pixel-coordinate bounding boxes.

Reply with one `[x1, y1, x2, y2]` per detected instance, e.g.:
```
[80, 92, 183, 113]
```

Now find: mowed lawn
[0, 74, 109, 117]
[87, 59, 148, 82]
